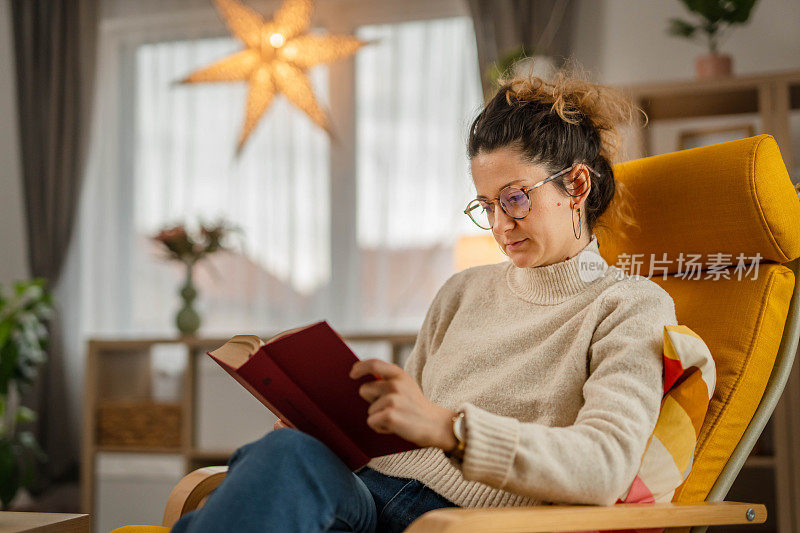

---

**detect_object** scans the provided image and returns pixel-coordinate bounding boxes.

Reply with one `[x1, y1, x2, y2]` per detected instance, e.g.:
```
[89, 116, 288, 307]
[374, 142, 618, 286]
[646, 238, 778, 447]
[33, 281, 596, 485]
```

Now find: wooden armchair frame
[161, 467, 766, 532]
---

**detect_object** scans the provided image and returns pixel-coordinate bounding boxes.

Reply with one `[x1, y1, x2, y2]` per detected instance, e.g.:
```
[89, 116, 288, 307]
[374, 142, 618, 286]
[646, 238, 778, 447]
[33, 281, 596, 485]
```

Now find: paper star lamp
[180, 0, 369, 154]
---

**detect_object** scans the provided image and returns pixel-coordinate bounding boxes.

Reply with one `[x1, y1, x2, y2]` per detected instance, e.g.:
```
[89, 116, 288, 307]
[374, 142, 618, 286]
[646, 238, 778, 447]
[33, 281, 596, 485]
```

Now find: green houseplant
[667, 0, 760, 78]
[0, 278, 53, 509]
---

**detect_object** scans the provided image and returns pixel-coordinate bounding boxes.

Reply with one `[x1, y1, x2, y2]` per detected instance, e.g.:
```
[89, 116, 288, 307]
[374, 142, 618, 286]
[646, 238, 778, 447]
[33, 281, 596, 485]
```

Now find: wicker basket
[96, 399, 182, 448]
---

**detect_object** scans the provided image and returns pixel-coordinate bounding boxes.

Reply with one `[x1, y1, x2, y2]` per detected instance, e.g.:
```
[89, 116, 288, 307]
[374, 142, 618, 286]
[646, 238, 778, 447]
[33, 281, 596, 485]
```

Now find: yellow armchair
[114, 134, 800, 532]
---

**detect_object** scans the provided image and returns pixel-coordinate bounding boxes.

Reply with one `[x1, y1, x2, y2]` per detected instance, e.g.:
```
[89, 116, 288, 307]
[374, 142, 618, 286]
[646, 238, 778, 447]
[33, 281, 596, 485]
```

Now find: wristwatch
[444, 410, 467, 463]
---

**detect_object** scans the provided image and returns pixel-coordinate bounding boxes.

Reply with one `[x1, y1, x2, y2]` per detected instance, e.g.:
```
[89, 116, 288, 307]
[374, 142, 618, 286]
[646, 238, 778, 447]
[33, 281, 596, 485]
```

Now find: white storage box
[94, 452, 185, 533]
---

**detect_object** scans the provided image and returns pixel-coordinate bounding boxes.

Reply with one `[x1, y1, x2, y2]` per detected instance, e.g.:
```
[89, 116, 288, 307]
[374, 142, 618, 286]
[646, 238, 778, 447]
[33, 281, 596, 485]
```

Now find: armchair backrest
[598, 134, 800, 503]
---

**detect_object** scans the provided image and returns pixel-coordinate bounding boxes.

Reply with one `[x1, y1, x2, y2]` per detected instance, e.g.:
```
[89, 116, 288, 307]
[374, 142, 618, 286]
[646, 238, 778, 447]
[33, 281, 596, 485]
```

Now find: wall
[574, 0, 800, 86]
[571, 0, 800, 173]
[0, 0, 29, 286]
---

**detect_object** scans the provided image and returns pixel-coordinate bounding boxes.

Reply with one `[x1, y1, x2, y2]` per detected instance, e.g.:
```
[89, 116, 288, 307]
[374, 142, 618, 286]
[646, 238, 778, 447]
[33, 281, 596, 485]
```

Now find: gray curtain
[11, 0, 99, 492]
[467, 0, 576, 100]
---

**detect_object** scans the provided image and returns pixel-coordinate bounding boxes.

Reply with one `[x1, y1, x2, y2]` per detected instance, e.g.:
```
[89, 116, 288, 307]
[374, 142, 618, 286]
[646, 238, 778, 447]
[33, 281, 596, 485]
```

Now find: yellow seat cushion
[110, 527, 170, 533]
[651, 264, 795, 501]
[598, 134, 800, 502]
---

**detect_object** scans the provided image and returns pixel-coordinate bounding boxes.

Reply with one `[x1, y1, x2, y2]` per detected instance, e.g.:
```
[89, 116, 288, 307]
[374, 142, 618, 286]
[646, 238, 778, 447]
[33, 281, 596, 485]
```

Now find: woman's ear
[568, 165, 592, 208]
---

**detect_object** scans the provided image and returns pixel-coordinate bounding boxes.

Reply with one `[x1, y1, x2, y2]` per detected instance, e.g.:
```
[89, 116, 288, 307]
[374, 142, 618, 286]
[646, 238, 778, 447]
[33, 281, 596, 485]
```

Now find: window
[67, 8, 483, 338]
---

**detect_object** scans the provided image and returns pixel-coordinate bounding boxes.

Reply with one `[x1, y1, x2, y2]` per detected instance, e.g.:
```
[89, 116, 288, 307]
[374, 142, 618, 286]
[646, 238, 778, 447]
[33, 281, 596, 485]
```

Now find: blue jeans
[171, 428, 459, 532]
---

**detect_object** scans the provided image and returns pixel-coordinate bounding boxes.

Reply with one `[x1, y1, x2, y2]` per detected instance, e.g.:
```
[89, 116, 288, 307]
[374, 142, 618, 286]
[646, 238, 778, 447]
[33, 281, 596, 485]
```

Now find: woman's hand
[273, 419, 289, 430]
[349, 359, 458, 450]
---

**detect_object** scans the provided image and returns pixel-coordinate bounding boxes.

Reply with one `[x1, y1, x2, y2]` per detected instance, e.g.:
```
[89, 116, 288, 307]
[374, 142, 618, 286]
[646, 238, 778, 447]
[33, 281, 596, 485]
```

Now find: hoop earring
[572, 204, 582, 240]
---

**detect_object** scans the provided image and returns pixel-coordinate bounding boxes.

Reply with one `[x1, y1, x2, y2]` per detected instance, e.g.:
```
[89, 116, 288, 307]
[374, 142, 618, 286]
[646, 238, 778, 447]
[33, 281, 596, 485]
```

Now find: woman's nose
[492, 205, 516, 233]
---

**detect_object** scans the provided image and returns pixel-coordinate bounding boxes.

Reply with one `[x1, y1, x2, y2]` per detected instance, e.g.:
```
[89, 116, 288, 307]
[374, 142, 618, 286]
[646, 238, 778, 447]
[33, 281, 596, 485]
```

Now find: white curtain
[55, 4, 483, 456]
[133, 36, 331, 331]
[355, 17, 483, 329]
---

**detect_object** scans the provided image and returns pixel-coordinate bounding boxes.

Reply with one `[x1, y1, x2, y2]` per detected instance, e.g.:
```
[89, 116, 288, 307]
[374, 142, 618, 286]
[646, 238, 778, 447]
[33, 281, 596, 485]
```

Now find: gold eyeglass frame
[463, 163, 600, 230]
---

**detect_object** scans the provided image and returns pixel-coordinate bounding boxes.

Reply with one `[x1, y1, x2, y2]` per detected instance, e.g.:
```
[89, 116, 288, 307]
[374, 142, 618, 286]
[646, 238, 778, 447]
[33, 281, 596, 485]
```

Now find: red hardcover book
[207, 320, 421, 471]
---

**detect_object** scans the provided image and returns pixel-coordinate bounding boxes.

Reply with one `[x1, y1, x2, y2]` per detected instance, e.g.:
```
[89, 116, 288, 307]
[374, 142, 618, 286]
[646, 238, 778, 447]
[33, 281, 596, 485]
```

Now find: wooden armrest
[404, 501, 766, 533]
[161, 468, 765, 533]
[162, 466, 229, 528]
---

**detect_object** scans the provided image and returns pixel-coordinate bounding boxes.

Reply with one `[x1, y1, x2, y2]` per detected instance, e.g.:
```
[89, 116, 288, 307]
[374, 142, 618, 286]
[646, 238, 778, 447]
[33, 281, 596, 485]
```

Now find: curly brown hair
[467, 59, 646, 241]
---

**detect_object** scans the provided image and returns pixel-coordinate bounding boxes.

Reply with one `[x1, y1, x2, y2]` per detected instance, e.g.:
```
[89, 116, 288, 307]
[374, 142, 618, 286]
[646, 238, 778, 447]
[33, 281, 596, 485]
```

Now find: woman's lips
[506, 239, 528, 250]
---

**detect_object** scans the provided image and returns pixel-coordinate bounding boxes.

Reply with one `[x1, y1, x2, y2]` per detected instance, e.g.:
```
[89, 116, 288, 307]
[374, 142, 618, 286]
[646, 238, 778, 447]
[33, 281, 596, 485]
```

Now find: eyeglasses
[463, 164, 599, 230]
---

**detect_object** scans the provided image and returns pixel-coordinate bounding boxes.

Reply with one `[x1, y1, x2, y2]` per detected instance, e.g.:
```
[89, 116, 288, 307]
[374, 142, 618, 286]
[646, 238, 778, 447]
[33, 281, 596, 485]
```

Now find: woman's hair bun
[499, 58, 647, 162]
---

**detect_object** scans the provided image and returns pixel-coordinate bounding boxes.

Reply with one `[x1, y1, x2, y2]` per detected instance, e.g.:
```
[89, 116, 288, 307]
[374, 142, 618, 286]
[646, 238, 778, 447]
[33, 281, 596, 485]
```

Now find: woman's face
[470, 146, 591, 268]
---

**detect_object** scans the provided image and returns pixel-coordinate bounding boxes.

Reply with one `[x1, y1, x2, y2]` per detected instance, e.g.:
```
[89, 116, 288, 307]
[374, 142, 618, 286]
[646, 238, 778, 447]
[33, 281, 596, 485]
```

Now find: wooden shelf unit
[80, 332, 417, 518]
[618, 68, 799, 176]
[616, 69, 800, 533]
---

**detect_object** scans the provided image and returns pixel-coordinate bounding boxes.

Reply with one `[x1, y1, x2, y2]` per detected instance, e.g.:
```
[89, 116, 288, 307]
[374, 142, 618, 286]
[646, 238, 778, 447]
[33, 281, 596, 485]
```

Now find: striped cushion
[582, 325, 716, 533]
[617, 325, 716, 507]
[617, 325, 716, 505]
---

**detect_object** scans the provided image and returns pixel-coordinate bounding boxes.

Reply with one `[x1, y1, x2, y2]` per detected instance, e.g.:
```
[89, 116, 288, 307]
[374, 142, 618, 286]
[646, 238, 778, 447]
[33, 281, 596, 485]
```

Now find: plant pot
[695, 53, 733, 79]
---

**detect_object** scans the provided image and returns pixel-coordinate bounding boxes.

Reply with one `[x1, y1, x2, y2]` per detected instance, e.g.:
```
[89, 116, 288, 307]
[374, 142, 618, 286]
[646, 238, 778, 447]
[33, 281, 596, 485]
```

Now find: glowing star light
[180, 0, 369, 154]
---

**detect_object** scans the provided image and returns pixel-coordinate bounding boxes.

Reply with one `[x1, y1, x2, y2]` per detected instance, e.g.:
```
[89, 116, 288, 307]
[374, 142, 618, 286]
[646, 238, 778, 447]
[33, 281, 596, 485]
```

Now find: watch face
[454, 414, 466, 441]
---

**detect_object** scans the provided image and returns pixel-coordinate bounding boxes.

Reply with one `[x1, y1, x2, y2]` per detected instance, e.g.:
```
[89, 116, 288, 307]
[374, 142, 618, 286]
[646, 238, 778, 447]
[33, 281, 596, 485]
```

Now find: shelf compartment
[96, 399, 182, 449]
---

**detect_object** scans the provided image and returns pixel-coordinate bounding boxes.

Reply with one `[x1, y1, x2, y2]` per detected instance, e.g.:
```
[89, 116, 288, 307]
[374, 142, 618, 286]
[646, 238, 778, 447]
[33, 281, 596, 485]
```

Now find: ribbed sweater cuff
[459, 403, 520, 489]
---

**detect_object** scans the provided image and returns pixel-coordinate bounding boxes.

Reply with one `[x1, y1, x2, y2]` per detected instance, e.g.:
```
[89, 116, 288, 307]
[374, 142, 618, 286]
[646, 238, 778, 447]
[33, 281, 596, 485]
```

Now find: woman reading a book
[171, 65, 677, 533]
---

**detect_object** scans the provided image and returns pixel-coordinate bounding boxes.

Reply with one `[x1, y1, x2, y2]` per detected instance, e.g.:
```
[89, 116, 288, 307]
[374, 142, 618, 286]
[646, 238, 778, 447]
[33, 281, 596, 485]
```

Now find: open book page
[264, 323, 313, 344]
[209, 323, 312, 368]
[208, 335, 262, 369]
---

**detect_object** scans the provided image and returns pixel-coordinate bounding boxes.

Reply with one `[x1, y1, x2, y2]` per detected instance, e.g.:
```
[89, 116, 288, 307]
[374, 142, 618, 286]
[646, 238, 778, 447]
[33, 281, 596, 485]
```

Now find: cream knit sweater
[365, 234, 678, 508]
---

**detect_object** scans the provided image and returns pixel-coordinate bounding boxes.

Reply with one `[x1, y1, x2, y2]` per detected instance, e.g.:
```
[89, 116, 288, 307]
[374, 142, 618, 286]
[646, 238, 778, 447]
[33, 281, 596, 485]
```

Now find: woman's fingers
[273, 419, 288, 430]
[358, 379, 396, 403]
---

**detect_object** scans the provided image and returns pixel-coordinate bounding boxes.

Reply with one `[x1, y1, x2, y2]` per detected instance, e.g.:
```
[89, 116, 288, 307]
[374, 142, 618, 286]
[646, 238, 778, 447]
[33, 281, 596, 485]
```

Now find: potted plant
[152, 219, 241, 336]
[0, 278, 53, 509]
[667, 0, 760, 79]
[485, 46, 557, 92]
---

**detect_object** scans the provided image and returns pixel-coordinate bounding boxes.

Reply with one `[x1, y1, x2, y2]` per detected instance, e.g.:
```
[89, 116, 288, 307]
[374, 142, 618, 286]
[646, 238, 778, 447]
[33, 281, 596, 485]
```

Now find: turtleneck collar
[505, 234, 608, 305]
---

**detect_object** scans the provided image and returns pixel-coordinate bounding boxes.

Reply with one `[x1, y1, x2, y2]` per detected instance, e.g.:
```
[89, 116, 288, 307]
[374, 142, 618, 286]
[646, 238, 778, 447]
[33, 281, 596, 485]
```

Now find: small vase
[695, 53, 733, 79]
[175, 262, 200, 336]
